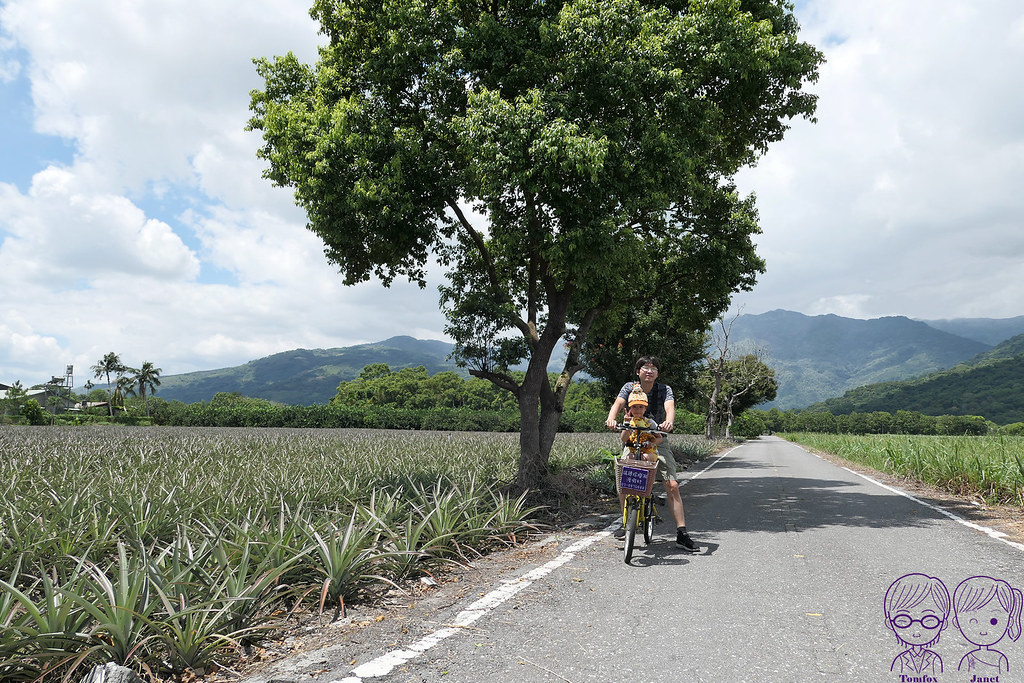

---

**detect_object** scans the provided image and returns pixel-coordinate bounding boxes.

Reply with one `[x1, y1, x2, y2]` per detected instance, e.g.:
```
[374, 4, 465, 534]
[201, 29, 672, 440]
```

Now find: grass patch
[782, 432, 1024, 507]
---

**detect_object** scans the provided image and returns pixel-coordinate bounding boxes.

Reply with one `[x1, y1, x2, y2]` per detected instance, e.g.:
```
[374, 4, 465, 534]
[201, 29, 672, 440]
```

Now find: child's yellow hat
[627, 385, 648, 407]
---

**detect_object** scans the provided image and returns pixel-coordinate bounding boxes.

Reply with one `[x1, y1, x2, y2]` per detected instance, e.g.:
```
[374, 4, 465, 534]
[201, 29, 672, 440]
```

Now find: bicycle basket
[615, 458, 658, 497]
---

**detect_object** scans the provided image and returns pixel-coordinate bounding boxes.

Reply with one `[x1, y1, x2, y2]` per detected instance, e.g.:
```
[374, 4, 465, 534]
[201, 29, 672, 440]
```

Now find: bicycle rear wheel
[643, 498, 654, 544]
[623, 501, 638, 564]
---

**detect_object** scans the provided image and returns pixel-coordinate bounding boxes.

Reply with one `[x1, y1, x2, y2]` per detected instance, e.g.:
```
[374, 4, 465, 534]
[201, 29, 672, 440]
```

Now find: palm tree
[113, 374, 135, 413]
[91, 352, 125, 417]
[132, 361, 162, 417]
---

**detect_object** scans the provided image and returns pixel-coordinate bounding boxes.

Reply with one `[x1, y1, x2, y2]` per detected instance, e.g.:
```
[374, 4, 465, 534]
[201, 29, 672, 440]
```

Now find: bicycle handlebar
[614, 423, 668, 437]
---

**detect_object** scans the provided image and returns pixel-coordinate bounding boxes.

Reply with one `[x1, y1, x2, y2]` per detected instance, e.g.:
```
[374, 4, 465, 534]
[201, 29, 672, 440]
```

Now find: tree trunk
[512, 293, 573, 491]
[106, 372, 114, 417]
[517, 388, 545, 490]
[515, 343, 563, 491]
[704, 379, 720, 440]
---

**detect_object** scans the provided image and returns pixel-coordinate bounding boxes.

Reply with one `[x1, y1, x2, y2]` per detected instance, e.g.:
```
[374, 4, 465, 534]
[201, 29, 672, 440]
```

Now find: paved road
[247, 436, 1024, 683]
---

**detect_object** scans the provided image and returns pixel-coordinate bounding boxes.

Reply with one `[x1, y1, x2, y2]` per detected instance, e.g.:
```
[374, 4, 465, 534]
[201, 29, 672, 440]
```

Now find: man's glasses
[891, 614, 942, 629]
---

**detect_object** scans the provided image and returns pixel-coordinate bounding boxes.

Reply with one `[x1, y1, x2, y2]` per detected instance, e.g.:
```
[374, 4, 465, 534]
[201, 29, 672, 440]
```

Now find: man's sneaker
[676, 530, 699, 553]
[613, 524, 626, 539]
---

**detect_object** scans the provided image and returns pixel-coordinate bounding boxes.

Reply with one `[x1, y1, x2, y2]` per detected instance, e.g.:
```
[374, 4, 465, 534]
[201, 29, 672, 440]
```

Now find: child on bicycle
[614, 386, 662, 524]
[621, 385, 661, 462]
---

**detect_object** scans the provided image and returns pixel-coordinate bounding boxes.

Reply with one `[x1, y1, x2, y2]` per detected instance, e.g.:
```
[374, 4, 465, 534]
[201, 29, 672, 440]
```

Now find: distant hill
[157, 337, 464, 405]
[730, 310, 991, 409]
[150, 312, 1024, 410]
[918, 316, 1024, 346]
[811, 334, 1024, 424]
[962, 333, 1024, 366]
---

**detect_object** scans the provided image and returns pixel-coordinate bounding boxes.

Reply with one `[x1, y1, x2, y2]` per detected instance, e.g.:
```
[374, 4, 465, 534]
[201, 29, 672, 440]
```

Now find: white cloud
[2, 0, 1024, 387]
[0, 0, 451, 384]
[0, 168, 200, 283]
[0, 35, 18, 82]
[0, 0, 321, 194]
[735, 0, 1024, 320]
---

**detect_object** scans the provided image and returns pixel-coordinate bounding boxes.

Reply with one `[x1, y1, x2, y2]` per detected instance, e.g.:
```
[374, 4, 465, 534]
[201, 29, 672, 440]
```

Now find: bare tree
[697, 315, 735, 439]
[719, 353, 777, 438]
[696, 312, 776, 438]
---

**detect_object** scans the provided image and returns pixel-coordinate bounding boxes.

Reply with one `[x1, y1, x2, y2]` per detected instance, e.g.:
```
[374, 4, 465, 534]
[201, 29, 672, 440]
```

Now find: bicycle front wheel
[623, 501, 638, 564]
[643, 498, 654, 544]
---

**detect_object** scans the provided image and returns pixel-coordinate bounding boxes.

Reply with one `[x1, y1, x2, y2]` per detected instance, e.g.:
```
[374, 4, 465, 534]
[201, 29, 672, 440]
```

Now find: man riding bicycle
[606, 356, 699, 552]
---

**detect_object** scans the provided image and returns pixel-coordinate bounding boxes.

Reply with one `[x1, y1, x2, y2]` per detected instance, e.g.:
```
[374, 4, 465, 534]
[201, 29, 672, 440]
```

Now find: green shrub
[675, 410, 705, 435]
[20, 399, 47, 425]
[731, 411, 766, 439]
[558, 410, 605, 433]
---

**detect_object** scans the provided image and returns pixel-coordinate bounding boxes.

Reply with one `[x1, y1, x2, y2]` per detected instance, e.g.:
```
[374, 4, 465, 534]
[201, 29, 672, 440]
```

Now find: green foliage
[19, 399, 46, 426]
[91, 352, 126, 418]
[0, 427, 616, 678]
[694, 351, 778, 437]
[249, 0, 822, 488]
[731, 411, 766, 439]
[962, 332, 1024, 365]
[747, 408, 1002, 438]
[1002, 422, 1024, 436]
[813, 354, 1024, 425]
[783, 433, 1024, 506]
[674, 410, 706, 435]
[1, 381, 28, 419]
[581, 302, 710, 396]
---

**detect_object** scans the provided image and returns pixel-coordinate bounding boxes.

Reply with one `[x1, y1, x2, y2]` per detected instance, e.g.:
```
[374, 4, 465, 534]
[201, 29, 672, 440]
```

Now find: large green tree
[249, 0, 822, 489]
[0, 380, 27, 420]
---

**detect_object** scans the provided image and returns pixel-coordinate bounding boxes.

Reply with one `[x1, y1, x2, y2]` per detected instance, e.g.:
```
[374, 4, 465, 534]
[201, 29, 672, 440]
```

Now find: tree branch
[469, 368, 520, 396]
[447, 198, 533, 341]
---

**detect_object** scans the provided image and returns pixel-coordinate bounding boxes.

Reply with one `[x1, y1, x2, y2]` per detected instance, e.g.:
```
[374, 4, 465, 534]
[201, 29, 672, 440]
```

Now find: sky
[1, 1, 1023, 385]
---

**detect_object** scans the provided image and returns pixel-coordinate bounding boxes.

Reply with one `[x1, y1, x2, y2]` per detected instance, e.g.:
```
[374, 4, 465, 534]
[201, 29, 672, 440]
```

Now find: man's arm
[606, 397, 626, 429]
[660, 398, 676, 432]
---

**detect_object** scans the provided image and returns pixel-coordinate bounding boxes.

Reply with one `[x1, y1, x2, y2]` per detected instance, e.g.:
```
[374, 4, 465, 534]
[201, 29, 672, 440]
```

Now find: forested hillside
[813, 335, 1024, 424]
[730, 310, 990, 408]
[149, 313, 1023, 410]
[156, 337, 462, 405]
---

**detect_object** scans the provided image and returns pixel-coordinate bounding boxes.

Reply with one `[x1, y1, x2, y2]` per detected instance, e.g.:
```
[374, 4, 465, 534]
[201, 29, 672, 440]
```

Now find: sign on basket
[621, 466, 651, 492]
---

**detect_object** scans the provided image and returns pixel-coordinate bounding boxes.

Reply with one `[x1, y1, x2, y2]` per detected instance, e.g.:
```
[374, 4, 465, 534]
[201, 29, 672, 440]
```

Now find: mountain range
[730, 310, 998, 409]
[155, 337, 462, 405]
[150, 311, 1024, 417]
[811, 342, 1024, 424]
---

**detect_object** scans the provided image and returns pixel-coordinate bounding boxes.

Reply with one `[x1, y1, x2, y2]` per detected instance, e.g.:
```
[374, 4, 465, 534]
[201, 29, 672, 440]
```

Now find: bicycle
[614, 423, 666, 564]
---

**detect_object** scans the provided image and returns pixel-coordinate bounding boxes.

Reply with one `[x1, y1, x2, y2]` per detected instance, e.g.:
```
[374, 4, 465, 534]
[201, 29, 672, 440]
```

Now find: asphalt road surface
[244, 436, 1024, 683]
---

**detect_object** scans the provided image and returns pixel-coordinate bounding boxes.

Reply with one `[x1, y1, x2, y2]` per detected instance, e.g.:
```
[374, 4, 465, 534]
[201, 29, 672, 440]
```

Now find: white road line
[678, 443, 742, 488]
[796, 445, 1024, 553]
[334, 446, 739, 682]
[334, 532, 611, 682]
